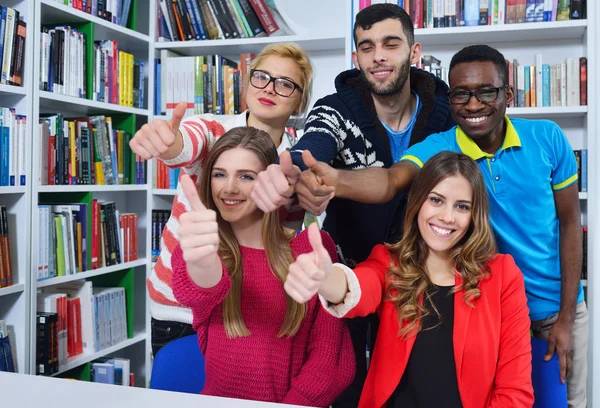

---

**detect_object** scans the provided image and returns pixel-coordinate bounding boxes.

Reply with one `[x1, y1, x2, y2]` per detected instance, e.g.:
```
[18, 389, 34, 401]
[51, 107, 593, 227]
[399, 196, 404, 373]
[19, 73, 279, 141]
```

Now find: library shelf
[49, 332, 147, 377]
[0, 283, 25, 298]
[36, 259, 148, 289]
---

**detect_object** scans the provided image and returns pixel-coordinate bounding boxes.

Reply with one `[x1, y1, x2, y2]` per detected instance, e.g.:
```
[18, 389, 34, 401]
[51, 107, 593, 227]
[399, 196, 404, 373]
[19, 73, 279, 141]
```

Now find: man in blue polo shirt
[282, 44, 587, 407]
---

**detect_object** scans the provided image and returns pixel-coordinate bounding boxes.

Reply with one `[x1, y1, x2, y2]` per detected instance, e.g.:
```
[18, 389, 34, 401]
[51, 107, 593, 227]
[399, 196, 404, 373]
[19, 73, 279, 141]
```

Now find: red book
[248, 0, 279, 35]
[580, 57, 587, 106]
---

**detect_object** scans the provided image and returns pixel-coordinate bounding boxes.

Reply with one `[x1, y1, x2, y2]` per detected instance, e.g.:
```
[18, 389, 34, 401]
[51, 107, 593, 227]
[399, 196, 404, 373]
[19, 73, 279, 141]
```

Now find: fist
[284, 223, 333, 304]
[178, 173, 220, 269]
[129, 101, 187, 160]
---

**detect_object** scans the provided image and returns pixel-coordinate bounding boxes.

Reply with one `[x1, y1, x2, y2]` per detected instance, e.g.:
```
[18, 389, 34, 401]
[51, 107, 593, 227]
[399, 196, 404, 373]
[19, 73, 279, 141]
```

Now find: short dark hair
[354, 4, 414, 47]
[449, 45, 508, 86]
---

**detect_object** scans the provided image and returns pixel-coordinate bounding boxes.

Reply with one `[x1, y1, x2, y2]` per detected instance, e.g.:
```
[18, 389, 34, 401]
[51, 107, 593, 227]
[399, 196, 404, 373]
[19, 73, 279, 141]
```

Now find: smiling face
[449, 61, 514, 142]
[245, 55, 304, 121]
[417, 175, 473, 260]
[352, 18, 420, 97]
[210, 147, 265, 226]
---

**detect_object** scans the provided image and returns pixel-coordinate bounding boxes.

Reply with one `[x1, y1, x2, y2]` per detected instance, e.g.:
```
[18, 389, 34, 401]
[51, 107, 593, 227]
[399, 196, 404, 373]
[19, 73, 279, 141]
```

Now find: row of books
[155, 161, 181, 190]
[0, 108, 26, 187]
[48, 0, 133, 28]
[39, 115, 145, 186]
[37, 281, 129, 375]
[93, 40, 145, 108]
[0, 320, 14, 372]
[509, 57, 586, 108]
[151, 209, 171, 263]
[39, 27, 145, 110]
[157, 52, 255, 117]
[157, 0, 291, 42]
[36, 201, 139, 281]
[420, 54, 587, 108]
[361, 0, 585, 27]
[574, 149, 587, 193]
[0, 5, 26, 87]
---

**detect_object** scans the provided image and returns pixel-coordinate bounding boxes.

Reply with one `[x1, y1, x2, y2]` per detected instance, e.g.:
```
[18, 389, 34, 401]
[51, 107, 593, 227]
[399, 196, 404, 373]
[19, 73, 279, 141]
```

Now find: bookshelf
[16, 0, 154, 386]
[0, 0, 34, 376]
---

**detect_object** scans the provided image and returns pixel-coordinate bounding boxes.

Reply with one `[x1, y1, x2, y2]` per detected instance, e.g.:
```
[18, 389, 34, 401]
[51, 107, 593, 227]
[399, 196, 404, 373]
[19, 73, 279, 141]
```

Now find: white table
[0, 372, 312, 408]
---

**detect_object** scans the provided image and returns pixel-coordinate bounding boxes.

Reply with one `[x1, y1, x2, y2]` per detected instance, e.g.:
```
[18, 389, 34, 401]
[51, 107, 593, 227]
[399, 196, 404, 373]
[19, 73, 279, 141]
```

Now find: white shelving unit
[19, 0, 154, 386]
[0, 0, 34, 376]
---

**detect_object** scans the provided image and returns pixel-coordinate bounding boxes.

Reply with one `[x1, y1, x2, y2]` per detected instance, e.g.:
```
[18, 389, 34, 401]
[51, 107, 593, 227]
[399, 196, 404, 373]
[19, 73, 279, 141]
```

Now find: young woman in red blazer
[286, 151, 534, 408]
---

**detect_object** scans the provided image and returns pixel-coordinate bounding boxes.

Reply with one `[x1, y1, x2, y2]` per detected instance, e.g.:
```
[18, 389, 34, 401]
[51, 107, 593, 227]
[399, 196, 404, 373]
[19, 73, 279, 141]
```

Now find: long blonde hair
[386, 152, 497, 337]
[198, 127, 305, 338]
[247, 42, 313, 115]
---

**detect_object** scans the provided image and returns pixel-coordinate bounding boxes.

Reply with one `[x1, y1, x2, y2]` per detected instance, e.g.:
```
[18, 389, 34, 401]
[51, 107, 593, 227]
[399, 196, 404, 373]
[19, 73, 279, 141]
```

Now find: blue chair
[531, 336, 568, 408]
[150, 334, 206, 394]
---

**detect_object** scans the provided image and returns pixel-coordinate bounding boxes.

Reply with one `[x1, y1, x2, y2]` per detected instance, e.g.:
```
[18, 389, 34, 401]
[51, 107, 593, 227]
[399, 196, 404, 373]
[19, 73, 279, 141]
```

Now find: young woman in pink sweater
[171, 126, 354, 407]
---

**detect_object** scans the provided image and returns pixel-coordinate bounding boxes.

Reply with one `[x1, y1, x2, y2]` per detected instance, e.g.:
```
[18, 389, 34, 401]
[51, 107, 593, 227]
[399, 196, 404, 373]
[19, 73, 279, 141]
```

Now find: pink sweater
[172, 229, 355, 407]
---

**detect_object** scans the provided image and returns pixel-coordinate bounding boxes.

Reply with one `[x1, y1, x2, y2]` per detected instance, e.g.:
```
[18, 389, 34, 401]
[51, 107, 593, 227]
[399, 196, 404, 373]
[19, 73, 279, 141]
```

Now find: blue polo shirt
[401, 117, 583, 321]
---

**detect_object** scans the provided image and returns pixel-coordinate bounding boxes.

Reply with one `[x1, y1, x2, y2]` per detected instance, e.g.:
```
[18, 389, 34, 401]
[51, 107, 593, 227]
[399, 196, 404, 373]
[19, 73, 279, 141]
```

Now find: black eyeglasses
[249, 69, 303, 97]
[448, 86, 508, 105]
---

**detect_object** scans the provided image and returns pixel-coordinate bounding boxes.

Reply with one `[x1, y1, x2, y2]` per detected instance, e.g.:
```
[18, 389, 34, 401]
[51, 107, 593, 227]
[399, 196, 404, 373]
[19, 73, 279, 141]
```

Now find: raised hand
[129, 101, 187, 160]
[295, 150, 337, 215]
[251, 150, 301, 213]
[178, 173, 220, 274]
[284, 223, 333, 304]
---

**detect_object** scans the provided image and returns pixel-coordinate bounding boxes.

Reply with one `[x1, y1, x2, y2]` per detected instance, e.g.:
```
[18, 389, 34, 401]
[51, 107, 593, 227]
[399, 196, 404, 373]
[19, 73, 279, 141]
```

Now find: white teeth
[224, 200, 241, 205]
[431, 225, 452, 236]
[465, 116, 488, 123]
[372, 71, 391, 77]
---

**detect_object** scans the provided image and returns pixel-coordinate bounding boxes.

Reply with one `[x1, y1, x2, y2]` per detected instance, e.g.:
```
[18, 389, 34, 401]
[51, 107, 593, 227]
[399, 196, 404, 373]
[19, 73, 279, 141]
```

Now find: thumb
[280, 150, 294, 176]
[168, 101, 187, 132]
[302, 149, 317, 169]
[180, 174, 206, 212]
[307, 223, 328, 263]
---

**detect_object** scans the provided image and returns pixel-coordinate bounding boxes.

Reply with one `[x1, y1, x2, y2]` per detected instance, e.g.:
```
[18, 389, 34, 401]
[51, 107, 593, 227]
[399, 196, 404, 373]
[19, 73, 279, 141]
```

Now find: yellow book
[129, 53, 134, 107]
[68, 120, 76, 184]
[54, 216, 66, 277]
[119, 51, 125, 106]
[92, 127, 105, 185]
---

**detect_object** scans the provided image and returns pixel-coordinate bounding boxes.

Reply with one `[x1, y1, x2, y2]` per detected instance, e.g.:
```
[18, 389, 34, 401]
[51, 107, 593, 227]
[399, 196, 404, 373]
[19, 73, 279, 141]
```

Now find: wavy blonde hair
[386, 151, 497, 337]
[198, 127, 304, 339]
[247, 42, 314, 115]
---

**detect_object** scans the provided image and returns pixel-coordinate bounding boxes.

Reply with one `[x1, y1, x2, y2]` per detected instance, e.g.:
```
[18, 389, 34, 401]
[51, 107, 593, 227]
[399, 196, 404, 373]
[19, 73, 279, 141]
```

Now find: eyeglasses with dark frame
[249, 69, 303, 98]
[448, 85, 508, 105]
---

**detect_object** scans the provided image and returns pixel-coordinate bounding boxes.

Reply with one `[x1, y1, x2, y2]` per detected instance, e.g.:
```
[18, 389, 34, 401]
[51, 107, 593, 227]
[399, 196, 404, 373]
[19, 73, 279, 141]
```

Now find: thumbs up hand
[130, 101, 187, 160]
[178, 173, 220, 272]
[251, 150, 301, 213]
[284, 223, 333, 304]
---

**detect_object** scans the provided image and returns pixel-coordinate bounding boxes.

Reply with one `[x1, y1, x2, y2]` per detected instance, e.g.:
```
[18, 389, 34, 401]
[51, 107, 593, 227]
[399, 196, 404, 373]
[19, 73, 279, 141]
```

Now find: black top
[387, 285, 463, 408]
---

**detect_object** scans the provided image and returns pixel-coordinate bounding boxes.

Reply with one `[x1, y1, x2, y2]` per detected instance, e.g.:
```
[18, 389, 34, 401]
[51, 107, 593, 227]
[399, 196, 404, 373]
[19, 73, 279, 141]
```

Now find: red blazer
[346, 245, 534, 408]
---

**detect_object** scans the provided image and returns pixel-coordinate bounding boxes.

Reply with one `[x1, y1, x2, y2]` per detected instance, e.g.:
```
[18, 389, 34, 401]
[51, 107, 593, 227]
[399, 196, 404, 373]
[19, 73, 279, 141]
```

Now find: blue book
[92, 362, 115, 384]
[525, 0, 537, 22]
[464, 0, 479, 26]
[581, 149, 587, 192]
[0, 108, 9, 187]
[542, 64, 551, 107]
[0, 7, 7, 78]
